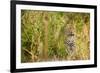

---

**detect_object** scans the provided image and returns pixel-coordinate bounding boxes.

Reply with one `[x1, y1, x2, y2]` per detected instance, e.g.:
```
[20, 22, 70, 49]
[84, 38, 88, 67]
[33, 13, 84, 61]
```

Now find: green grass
[21, 10, 90, 63]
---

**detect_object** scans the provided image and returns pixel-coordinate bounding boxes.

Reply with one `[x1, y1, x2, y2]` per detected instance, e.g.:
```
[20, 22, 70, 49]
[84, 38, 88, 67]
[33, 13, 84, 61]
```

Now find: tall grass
[21, 10, 90, 63]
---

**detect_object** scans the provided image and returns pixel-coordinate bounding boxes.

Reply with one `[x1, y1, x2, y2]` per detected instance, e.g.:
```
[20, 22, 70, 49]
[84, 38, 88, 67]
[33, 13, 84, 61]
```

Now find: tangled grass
[21, 10, 90, 63]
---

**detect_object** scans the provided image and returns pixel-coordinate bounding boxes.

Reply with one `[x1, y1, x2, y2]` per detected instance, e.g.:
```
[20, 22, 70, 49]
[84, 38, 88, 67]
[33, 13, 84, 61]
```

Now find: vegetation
[21, 10, 90, 63]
